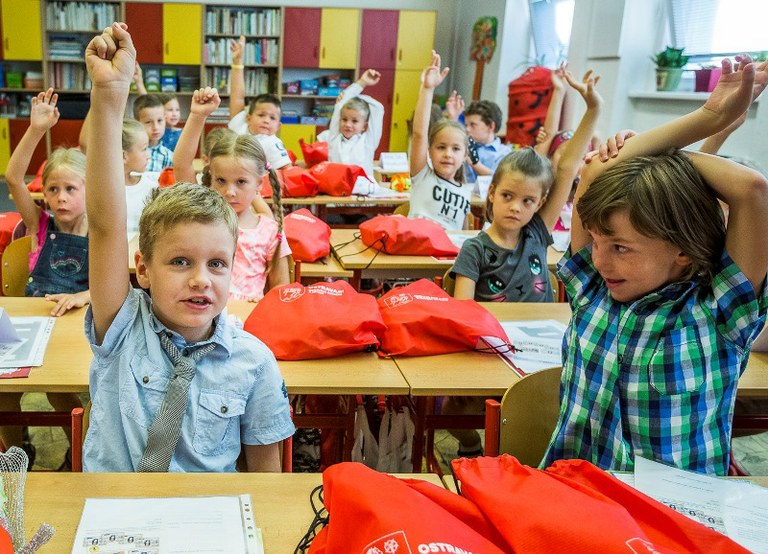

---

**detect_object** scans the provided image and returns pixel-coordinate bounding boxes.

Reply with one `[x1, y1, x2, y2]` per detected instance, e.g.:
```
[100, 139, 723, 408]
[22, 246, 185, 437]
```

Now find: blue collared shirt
[147, 142, 174, 171]
[465, 137, 512, 182]
[83, 288, 294, 472]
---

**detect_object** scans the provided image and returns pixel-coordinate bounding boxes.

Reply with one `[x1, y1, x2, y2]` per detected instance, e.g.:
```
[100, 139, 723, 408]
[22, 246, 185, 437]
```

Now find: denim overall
[25, 216, 89, 297]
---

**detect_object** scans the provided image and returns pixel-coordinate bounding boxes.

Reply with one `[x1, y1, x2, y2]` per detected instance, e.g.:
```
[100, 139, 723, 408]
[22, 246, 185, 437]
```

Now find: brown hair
[577, 151, 725, 284]
[133, 94, 164, 119]
[466, 100, 503, 132]
[486, 147, 553, 222]
[428, 119, 467, 183]
[247, 93, 281, 115]
[203, 127, 236, 158]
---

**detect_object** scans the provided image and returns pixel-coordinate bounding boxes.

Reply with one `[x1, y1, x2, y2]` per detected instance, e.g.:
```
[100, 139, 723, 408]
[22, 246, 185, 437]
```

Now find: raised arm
[444, 90, 464, 121]
[85, 22, 136, 343]
[132, 61, 147, 95]
[228, 36, 246, 120]
[6, 89, 60, 234]
[539, 69, 602, 231]
[534, 66, 567, 157]
[411, 50, 449, 176]
[173, 87, 220, 183]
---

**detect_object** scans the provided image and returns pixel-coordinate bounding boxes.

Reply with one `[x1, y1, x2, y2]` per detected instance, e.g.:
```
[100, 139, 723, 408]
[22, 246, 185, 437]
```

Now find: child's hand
[85, 22, 135, 88]
[29, 88, 60, 131]
[445, 90, 464, 120]
[46, 291, 90, 317]
[133, 61, 143, 84]
[564, 68, 602, 110]
[230, 35, 245, 65]
[704, 55, 767, 126]
[358, 69, 381, 87]
[583, 129, 637, 163]
[535, 127, 548, 145]
[421, 50, 449, 90]
[191, 87, 221, 117]
[551, 64, 567, 91]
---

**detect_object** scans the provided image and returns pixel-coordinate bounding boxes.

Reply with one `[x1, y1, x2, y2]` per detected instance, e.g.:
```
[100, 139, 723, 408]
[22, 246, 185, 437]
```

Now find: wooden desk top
[23, 472, 444, 553]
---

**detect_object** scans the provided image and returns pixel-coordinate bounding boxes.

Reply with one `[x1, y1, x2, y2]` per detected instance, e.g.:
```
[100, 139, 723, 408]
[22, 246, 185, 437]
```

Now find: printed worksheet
[482, 320, 566, 376]
[0, 313, 55, 369]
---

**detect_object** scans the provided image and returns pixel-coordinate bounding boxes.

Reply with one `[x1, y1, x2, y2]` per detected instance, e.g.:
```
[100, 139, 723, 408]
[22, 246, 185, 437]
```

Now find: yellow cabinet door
[319, 8, 359, 69]
[163, 3, 202, 65]
[279, 124, 316, 162]
[389, 69, 421, 153]
[396, 11, 436, 71]
[0, 119, 10, 175]
[1, 0, 42, 60]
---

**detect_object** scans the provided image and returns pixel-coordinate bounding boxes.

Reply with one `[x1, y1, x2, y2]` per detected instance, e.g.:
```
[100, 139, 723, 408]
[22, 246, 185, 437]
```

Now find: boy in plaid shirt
[543, 56, 768, 475]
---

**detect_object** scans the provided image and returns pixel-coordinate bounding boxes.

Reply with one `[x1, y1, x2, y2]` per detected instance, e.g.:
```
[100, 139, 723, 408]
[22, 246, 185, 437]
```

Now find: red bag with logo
[376, 279, 509, 356]
[309, 162, 370, 196]
[284, 208, 331, 262]
[261, 167, 320, 198]
[244, 281, 385, 360]
[299, 138, 329, 167]
[453, 455, 749, 554]
[307, 462, 507, 553]
[158, 166, 176, 188]
[359, 214, 460, 257]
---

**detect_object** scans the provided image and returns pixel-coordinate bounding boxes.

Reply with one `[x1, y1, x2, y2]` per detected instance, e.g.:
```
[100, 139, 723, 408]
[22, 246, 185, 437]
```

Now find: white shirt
[125, 172, 160, 242]
[228, 111, 292, 170]
[408, 165, 472, 231]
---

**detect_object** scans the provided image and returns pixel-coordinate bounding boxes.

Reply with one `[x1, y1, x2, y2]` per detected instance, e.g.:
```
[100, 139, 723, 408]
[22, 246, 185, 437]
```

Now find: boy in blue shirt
[83, 23, 294, 472]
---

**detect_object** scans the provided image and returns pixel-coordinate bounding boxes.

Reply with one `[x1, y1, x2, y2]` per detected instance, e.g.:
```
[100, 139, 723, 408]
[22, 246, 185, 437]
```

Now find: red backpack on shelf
[506, 66, 553, 146]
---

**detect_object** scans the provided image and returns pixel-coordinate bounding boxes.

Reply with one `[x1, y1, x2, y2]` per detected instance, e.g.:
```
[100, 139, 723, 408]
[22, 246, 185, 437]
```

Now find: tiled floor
[20, 392, 71, 471]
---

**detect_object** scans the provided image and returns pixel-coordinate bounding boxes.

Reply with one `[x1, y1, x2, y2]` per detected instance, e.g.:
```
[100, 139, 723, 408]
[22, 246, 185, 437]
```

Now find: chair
[287, 255, 302, 283]
[70, 403, 294, 472]
[11, 219, 27, 241]
[484, 365, 562, 466]
[440, 268, 455, 296]
[1, 236, 32, 297]
[393, 201, 410, 217]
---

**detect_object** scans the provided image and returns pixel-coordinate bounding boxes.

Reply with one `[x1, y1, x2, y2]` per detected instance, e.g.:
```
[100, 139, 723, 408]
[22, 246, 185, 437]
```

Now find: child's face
[209, 155, 261, 216]
[429, 127, 467, 180]
[138, 106, 166, 146]
[43, 168, 86, 225]
[489, 171, 545, 233]
[589, 210, 691, 303]
[135, 221, 234, 344]
[246, 102, 280, 136]
[164, 99, 181, 128]
[340, 107, 368, 139]
[123, 132, 150, 174]
[465, 114, 495, 145]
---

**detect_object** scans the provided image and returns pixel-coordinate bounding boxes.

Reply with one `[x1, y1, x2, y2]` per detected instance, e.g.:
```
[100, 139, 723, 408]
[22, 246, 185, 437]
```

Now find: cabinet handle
[165, 43, 169, 56]
[398, 49, 402, 62]
[1, 128, 6, 140]
[4, 38, 8, 52]
[395, 93, 399, 105]
[321, 46, 325, 60]
[313, 46, 318, 60]
[390, 48, 395, 62]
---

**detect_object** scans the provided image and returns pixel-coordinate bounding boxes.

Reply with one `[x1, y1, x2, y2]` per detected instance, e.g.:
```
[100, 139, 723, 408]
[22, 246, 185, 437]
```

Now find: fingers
[440, 67, 450, 80]
[583, 149, 598, 164]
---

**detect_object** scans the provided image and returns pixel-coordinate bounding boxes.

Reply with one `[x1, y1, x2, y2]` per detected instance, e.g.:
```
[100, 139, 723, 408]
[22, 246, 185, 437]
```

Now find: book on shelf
[204, 38, 278, 66]
[46, 1, 120, 32]
[206, 67, 270, 96]
[205, 7, 281, 36]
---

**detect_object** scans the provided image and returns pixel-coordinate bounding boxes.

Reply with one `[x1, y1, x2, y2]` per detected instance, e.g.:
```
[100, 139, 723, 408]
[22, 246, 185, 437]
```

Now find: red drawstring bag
[452, 455, 749, 554]
[309, 162, 370, 196]
[244, 281, 385, 360]
[260, 167, 320, 198]
[359, 214, 460, 257]
[27, 160, 46, 192]
[307, 462, 507, 553]
[284, 208, 331, 262]
[376, 279, 509, 356]
[158, 166, 176, 188]
[299, 138, 329, 167]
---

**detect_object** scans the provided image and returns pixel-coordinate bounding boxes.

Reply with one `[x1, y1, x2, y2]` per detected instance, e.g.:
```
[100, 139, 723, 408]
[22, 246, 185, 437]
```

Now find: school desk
[23, 472, 445, 553]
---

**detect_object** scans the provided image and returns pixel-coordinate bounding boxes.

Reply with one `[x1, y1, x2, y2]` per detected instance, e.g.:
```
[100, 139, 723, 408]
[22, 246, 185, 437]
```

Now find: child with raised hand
[158, 93, 182, 151]
[227, 35, 291, 170]
[543, 56, 768, 476]
[316, 68, 384, 189]
[83, 22, 294, 472]
[409, 50, 472, 231]
[453, 68, 602, 303]
[122, 118, 158, 242]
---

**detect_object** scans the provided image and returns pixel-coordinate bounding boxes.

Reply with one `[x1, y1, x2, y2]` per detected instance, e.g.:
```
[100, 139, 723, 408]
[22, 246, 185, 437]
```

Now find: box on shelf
[317, 87, 340, 97]
[299, 79, 318, 95]
[161, 76, 178, 92]
[0, 65, 4, 88]
[300, 115, 329, 125]
[144, 68, 161, 93]
[283, 81, 300, 94]
[5, 72, 23, 89]
[281, 110, 300, 124]
[339, 78, 351, 89]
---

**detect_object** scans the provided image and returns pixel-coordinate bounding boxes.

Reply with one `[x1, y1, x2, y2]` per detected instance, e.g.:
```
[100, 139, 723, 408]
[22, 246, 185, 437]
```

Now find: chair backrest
[441, 268, 455, 296]
[11, 219, 27, 242]
[486, 365, 562, 466]
[287, 255, 302, 283]
[1, 236, 32, 297]
[393, 201, 410, 217]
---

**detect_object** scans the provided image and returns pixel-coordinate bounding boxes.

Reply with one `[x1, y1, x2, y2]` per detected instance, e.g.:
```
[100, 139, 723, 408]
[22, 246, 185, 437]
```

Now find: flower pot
[707, 68, 722, 92]
[694, 69, 712, 92]
[656, 67, 684, 91]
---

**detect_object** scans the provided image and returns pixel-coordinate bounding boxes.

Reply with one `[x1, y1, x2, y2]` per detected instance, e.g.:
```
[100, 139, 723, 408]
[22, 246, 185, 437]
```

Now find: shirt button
[220, 406, 228, 414]
[142, 376, 149, 384]
[50, 233, 56, 240]
[182, 349, 190, 356]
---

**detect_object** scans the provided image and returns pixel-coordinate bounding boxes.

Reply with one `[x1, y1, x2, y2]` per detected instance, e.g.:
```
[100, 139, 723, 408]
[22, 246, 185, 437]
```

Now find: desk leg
[411, 396, 427, 472]
[343, 394, 355, 462]
[350, 270, 361, 291]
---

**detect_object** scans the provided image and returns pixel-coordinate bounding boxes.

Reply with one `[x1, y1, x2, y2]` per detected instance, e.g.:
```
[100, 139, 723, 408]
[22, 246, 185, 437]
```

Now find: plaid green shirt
[543, 246, 767, 475]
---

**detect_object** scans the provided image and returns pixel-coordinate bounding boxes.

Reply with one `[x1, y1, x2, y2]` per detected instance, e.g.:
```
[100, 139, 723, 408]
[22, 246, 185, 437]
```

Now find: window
[529, 0, 575, 67]
[670, 0, 767, 56]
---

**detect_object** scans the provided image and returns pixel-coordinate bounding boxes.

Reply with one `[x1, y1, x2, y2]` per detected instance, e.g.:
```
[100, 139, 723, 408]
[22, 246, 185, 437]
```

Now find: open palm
[704, 57, 768, 122]
[30, 89, 60, 131]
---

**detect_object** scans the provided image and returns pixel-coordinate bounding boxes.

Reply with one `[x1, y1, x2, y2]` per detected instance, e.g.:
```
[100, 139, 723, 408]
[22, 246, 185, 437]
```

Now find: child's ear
[489, 121, 497, 134]
[675, 251, 693, 269]
[123, 150, 128, 163]
[135, 251, 151, 289]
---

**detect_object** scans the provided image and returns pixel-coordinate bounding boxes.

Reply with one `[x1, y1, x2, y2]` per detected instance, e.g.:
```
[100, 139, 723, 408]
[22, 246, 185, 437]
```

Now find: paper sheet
[446, 231, 475, 250]
[481, 320, 566, 376]
[71, 495, 263, 554]
[0, 316, 55, 369]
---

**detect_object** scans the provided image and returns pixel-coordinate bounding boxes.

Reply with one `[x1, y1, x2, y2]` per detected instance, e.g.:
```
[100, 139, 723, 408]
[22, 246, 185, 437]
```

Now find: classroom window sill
[629, 90, 761, 103]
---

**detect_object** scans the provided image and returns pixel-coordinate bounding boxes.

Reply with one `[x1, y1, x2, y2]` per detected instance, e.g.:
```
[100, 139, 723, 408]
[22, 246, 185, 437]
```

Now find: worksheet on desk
[71, 495, 263, 554]
[482, 320, 566, 376]
[0, 315, 55, 369]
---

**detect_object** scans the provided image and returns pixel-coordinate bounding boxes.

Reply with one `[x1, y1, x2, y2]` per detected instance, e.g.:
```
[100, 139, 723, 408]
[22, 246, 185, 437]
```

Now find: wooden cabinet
[9, 119, 45, 174]
[283, 8, 320, 69]
[364, 68, 395, 159]
[125, 2, 163, 64]
[389, 70, 422, 153]
[163, 3, 202, 65]
[49, 119, 84, 150]
[0, 119, 10, 174]
[283, 7, 359, 70]
[279, 124, 316, 162]
[1, 0, 42, 60]
[360, 10, 399, 70]
[395, 11, 436, 71]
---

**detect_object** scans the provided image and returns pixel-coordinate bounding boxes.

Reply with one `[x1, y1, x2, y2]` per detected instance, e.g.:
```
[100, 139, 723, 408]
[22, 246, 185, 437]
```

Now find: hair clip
[265, 162, 272, 171]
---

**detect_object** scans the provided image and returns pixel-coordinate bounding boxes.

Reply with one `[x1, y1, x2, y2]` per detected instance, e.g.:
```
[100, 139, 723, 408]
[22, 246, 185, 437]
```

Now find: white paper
[0, 316, 55, 368]
[71, 495, 263, 554]
[364, 185, 410, 199]
[474, 176, 492, 200]
[0, 308, 21, 343]
[551, 230, 570, 252]
[481, 320, 566, 375]
[379, 152, 409, 173]
[445, 231, 475, 249]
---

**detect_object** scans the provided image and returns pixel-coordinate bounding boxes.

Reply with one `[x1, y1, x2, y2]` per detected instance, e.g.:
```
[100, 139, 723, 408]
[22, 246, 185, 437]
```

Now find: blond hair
[122, 119, 146, 151]
[428, 119, 467, 183]
[343, 97, 370, 121]
[138, 182, 239, 261]
[486, 148, 553, 222]
[578, 151, 725, 284]
[203, 127, 236, 158]
[42, 148, 86, 188]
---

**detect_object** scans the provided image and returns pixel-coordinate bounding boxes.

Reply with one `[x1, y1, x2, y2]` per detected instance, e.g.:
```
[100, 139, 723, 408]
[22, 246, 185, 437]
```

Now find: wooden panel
[9, 119, 46, 174]
[0, 119, 10, 175]
[49, 119, 84, 150]
[359, 10, 398, 70]
[283, 8, 320, 68]
[163, 3, 202, 65]
[279, 124, 316, 162]
[319, 8, 359, 70]
[389, 69, 421, 153]
[1, 0, 42, 60]
[0, 2, 4, 62]
[364, 68, 394, 157]
[396, 11, 436, 71]
[125, 2, 163, 65]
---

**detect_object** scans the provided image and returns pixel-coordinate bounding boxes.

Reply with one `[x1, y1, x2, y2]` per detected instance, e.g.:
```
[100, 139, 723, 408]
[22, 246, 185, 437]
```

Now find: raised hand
[230, 35, 245, 65]
[358, 69, 381, 87]
[535, 127, 548, 145]
[85, 22, 135, 88]
[29, 88, 60, 131]
[584, 129, 637, 163]
[445, 90, 464, 120]
[704, 55, 766, 126]
[421, 50, 449, 90]
[551, 63, 567, 91]
[563, 68, 602, 110]
[191, 87, 221, 117]
[133, 61, 143, 84]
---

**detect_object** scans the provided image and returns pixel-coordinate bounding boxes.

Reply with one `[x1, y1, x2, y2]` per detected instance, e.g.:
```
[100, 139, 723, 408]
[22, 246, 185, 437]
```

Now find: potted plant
[652, 46, 689, 91]
[694, 64, 719, 92]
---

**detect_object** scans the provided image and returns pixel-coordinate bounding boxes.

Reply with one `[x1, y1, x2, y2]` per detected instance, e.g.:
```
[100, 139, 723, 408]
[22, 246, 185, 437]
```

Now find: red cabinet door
[283, 8, 321, 68]
[364, 68, 395, 156]
[9, 119, 46, 173]
[50, 119, 84, 150]
[125, 2, 163, 65]
[359, 10, 398, 70]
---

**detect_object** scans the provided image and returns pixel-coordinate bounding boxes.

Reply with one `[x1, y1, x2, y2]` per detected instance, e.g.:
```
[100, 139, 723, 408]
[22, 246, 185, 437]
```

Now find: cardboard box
[317, 86, 339, 97]
[283, 81, 300, 94]
[300, 116, 329, 125]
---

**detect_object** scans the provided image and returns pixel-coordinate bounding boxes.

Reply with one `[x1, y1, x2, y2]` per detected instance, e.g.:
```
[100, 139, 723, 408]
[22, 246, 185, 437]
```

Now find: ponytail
[268, 166, 284, 271]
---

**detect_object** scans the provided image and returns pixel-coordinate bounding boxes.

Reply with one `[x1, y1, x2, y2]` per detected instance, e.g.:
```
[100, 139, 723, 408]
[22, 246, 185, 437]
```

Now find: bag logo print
[383, 293, 413, 309]
[362, 531, 412, 554]
[278, 286, 305, 303]
[625, 537, 661, 553]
